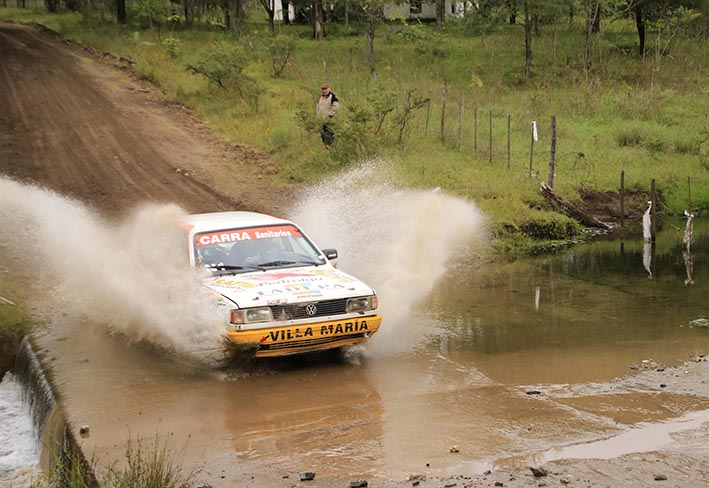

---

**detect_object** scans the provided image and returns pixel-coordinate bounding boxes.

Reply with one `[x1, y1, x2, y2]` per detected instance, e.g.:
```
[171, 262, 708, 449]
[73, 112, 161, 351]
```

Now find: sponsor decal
[195, 225, 300, 247]
[260, 320, 370, 343]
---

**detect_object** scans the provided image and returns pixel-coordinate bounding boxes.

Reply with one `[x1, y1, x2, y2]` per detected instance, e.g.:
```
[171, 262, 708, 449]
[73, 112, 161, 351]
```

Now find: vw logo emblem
[305, 304, 318, 316]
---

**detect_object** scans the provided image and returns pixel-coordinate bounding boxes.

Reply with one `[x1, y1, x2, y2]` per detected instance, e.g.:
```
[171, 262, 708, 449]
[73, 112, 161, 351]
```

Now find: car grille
[260, 333, 366, 351]
[270, 298, 352, 320]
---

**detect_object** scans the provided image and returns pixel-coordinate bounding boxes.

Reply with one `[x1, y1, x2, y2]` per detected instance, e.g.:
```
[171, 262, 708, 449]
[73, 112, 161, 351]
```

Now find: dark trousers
[321, 123, 335, 146]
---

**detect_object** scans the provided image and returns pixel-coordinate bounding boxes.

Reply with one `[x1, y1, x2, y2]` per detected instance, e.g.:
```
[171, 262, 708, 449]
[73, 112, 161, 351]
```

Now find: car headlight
[346, 295, 377, 313]
[230, 307, 273, 325]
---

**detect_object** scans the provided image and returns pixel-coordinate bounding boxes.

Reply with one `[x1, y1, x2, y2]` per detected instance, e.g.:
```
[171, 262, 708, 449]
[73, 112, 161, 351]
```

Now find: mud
[1, 21, 708, 488]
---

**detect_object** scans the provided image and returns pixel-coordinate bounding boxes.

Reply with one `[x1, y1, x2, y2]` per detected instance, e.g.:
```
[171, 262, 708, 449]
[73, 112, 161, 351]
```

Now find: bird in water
[642, 200, 652, 242]
[683, 210, 694, 251]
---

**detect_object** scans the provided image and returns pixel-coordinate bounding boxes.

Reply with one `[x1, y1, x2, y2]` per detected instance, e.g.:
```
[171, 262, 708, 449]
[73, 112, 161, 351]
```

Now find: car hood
[203, 266, 375, 307]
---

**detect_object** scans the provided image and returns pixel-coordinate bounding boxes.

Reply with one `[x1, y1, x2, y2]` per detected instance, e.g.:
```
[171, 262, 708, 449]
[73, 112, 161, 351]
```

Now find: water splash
[0, 373, 39, 488]
[291, 162, 487, 355]
[0, 177, 225, 364]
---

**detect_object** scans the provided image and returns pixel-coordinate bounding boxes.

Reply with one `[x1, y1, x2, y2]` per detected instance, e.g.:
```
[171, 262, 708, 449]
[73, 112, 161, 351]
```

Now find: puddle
[484, 407, 709, 472]
[3, 169, 709, 485]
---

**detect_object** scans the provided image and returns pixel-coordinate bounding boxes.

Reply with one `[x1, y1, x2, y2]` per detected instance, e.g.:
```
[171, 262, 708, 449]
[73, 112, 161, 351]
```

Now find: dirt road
[1, 21, 708, 488]
[0, 21, 288, 218]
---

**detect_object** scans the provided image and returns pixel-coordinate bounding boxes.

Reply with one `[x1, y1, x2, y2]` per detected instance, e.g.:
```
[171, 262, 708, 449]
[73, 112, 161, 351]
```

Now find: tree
[117, 0, 127, 24]
[524, 0, 532, 80]
[313, 0, 326, 39]
[132, 0, 172, 37]
[623, 0, 704, 56]
[359, 0, 385, 70]
[258, 0, 276, 32]
[436, 0, 445, 31]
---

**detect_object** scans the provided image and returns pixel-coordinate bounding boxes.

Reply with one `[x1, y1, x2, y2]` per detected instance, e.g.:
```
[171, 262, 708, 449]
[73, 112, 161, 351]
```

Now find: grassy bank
[0, 282, 32, 377]
[1, 6, 707, 254]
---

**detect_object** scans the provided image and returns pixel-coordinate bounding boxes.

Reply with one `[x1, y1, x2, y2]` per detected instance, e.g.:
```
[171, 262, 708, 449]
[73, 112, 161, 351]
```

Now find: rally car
[180, 211, 382, 358]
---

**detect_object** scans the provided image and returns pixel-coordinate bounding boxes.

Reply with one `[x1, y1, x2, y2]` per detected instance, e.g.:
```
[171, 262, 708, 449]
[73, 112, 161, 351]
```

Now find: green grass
[1, 6, 707, 254]
[31, 431, 201, 488]
[0, 282, 31, 339]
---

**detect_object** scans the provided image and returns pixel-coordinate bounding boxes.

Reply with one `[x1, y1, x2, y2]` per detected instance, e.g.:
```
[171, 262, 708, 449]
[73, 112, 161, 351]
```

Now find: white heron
[642, 200, 652, 242]
[683, 210, 694, 251]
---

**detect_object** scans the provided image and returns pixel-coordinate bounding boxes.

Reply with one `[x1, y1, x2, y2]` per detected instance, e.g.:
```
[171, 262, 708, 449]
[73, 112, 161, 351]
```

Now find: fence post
[651, 178, 657, 242]
[440, 86, 447, 142]
[507, 115, 511, 170]
[425, 97, 431, 136]
[458, 100, 463, 148]
[528, 121, 536, 177]
[488, 110, 493, 164]
[474, 106, 478, 153]
[688, 176, 692, 211]
[620, 170, 625, 227]
[547, 115, 556, 188]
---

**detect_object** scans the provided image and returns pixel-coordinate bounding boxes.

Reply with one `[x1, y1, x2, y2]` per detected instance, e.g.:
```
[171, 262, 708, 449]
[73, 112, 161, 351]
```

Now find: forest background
[1, 0, 708, 256]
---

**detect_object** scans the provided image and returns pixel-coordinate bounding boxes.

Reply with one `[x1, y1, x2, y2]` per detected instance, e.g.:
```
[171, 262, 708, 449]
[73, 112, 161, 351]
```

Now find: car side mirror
[322, 248, 338, 261]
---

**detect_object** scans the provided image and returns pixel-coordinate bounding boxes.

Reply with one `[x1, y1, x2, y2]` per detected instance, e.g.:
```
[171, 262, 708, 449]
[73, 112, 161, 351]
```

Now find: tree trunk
[524, 0, 532, 82]
[313, 0, 325, 40]
[508, 0, 516, 24]
[540, 183, 610, 229]
[591, 2, 601, 34]
[184, 0, 191, 26]
[282, 0, 290, 25]
[634, 4, 646, 56]
[235, 0, 245, 28]
[223, 0, 231, 30]
[259, 0, 275, 32]
[435, 0, 445, 32]
[367, 20, 375, 71]
[116, 0, 127, 24]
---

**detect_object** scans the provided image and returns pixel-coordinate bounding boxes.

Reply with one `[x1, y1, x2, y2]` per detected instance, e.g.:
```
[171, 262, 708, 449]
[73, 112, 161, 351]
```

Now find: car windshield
[194, 224, 326, 273]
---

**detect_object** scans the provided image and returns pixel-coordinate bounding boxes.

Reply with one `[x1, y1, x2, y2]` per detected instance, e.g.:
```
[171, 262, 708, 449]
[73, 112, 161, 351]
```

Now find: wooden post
[547, 115, 556, 188]
[488, 109, 493, 164]
[507, 115, 511, 170]
[688, 176, 692, 211]
[620, 170, 625, 227]
[458, 100, 463, 148]
[440, 86, 447, 142]
[528, 121, 535, 177]
[474, 106, 478, 153]
[651, 178, 657, 242]
[425, 98, 431, 136]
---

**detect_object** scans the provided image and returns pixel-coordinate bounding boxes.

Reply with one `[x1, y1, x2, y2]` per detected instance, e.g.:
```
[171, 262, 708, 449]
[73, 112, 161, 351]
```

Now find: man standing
[316, 83, 339, 148]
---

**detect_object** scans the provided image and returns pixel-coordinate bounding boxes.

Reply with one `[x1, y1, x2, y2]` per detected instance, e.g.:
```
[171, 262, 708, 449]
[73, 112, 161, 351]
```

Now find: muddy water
[29, 216, 709, 486]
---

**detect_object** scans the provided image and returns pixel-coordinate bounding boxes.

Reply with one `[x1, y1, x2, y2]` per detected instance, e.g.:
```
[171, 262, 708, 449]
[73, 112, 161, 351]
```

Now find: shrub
[164, 37, 181, 58]
[185, 42, 259, 109]
[264, 34, 295, 78]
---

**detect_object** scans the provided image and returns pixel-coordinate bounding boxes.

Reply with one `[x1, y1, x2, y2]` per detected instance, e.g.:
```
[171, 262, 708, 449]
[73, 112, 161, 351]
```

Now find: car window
[194, 224, 325, 270]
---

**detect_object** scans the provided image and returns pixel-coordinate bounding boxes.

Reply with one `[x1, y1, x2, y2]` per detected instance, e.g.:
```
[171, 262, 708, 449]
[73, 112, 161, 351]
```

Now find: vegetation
[0, 283, 32, 377]
[1, 0, 707, 255]
[31, 432, 201, 488]
[0, 283, 31, 338]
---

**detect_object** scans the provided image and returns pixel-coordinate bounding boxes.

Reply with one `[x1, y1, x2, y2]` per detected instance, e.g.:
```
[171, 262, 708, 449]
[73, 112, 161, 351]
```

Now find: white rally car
[180, 211, 382, 358]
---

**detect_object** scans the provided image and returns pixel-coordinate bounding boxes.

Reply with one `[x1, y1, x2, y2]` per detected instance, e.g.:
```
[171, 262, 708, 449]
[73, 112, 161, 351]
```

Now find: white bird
[683, 210, 694, 251]
[642, 201, 652, 242]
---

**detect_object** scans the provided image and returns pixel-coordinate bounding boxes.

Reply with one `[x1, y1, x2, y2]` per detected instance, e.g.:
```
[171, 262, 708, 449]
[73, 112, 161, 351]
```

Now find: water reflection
[425, 217, 709, 384]
[642, 240, 653, 279]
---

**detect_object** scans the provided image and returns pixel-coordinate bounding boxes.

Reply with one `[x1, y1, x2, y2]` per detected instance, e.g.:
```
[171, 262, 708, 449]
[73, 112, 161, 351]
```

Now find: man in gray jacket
[316, 83, 339, 148]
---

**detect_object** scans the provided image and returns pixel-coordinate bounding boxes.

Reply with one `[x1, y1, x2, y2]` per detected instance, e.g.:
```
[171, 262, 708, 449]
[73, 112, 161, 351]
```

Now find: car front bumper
[225, 314, 382, 358]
